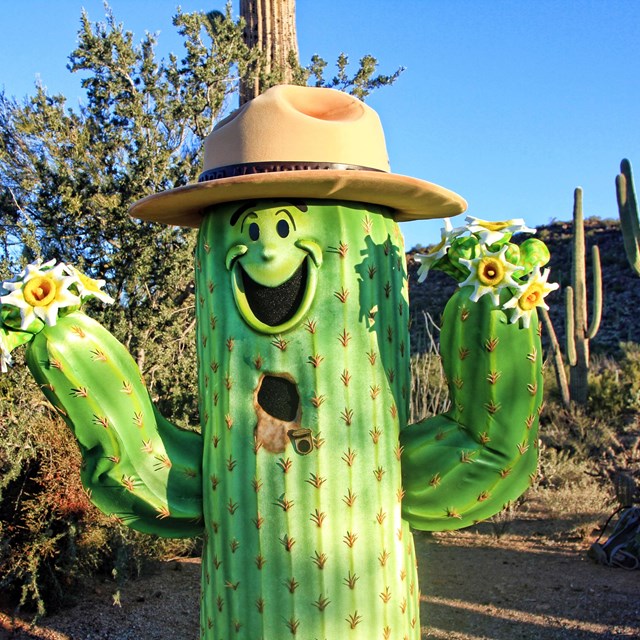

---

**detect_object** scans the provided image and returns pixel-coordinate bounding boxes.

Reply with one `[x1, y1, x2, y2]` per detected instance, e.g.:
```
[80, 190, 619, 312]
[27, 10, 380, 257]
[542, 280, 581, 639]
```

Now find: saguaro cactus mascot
[1, 86, 556, 639]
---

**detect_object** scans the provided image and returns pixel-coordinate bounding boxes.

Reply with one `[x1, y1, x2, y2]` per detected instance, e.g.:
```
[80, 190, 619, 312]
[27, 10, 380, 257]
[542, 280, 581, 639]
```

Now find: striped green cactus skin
[401, 287, 542, 530]
[196, 200, 419, 639]
[402, 220, 550, 530]
[24, 312, 204, 538]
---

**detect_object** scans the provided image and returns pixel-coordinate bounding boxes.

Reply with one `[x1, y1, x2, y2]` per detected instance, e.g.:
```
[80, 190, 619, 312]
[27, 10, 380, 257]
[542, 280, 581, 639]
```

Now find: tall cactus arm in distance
[25, 312, 204, 537]
[1, 261, 204, 538]
[402, 218, 556, 530]
[565, 187, 602, 406]
[616, 158, 640, 276]
[539, 306, 571, 409]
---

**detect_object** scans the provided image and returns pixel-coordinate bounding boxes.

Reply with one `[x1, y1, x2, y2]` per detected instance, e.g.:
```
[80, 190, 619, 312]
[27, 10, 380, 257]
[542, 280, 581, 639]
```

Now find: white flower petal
[503, 266, 558, 326]
[415, 218, 468, 285]
[465, 216, 536, 246]
[19, 305, 39, 330]
[66, 266, 114, 304]
[0, 335, 12, 373]
[458, 245, 523, 305]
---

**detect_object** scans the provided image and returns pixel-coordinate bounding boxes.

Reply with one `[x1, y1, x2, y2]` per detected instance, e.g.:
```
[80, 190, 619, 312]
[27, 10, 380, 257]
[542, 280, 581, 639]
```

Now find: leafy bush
[540, 404, 616, 461]
[0, 360, 198, 617]
[589, 342, 640, 418]
[409, 312, 450, 423]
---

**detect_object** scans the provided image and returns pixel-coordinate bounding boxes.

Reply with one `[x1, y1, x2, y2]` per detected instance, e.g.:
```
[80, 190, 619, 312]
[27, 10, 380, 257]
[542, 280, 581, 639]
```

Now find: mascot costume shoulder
[1, 85, 556, 639]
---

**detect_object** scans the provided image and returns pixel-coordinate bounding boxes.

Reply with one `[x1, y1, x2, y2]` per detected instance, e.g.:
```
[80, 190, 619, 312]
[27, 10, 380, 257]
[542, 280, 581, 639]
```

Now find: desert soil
[1, 501, 638, 640]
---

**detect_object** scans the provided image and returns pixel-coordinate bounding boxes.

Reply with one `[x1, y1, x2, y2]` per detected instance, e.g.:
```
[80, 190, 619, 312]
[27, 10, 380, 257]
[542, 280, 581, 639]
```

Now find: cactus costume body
[1, 86, 556, 639]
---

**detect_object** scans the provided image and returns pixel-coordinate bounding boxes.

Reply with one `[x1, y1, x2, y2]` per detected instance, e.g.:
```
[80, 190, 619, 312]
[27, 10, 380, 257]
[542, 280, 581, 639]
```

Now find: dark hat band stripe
[198, 161, 384, 183]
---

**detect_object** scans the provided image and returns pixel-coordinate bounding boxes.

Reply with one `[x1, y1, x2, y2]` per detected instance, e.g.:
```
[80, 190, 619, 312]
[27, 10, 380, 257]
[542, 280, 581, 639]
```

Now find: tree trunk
[239, 0, 299, 104]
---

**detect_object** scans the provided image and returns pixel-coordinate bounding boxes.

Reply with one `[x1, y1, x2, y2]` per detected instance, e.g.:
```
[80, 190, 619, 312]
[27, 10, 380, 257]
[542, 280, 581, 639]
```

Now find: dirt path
[419, 526, 638, 639]
[2, 514, 638, 640]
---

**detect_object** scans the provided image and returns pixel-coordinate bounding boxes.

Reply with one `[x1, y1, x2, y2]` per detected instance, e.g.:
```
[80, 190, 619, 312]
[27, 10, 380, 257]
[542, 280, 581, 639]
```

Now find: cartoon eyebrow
[240, 211, 258, 233]
[229, 200, 309, 227]
[288, 200, 308, 213]
[276, 208, 297, 230]
[230, 201, 258, 226]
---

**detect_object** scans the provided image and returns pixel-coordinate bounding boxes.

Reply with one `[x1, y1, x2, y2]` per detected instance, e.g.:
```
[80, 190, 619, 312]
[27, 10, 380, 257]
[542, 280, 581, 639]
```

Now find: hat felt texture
[130, 84, 467, 227]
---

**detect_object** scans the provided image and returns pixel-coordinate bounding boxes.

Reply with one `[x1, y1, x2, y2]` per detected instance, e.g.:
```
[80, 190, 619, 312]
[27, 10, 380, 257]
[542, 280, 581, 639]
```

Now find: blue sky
[1, 0, 639, 250]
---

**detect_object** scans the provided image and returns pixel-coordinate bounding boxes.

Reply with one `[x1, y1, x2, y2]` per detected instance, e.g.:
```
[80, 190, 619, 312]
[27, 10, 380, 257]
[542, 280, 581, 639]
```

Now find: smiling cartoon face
[224, 200, 323, 334]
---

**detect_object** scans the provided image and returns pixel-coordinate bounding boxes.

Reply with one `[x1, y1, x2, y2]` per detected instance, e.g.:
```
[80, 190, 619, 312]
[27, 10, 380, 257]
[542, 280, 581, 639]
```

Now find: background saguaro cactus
[616, 158, 640, 276]
[539, 306, 571, 409]
[239, 0, 300, 104]
[565, 187, 603, 406]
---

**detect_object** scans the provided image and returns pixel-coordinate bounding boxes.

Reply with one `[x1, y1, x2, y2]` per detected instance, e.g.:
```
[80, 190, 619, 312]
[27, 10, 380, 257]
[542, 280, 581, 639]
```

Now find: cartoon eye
[276, 219, 290, 238]
[249, 222, 260, 241]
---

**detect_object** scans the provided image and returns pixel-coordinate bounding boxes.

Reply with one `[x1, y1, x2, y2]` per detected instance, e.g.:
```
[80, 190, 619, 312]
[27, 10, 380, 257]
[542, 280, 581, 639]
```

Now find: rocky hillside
[407, 217, 640, 357]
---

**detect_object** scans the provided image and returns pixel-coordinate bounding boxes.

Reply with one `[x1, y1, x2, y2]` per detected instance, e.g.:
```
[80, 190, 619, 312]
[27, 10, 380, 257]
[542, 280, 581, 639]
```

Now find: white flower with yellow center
[458, 245, 523, 306]
[416, 219, 463, 282]
[65, 265, 114, 304]
[465, 216, 536, 246]
[503, 266, 559, 328]
[1, 260, 82, 329]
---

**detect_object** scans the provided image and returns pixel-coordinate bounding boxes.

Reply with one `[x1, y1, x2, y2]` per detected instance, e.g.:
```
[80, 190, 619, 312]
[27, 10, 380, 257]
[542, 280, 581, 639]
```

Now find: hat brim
[130, 170, 467, 228]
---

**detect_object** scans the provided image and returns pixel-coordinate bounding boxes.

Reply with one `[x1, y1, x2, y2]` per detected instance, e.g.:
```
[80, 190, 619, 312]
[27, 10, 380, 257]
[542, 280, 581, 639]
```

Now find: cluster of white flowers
[415, 216, 558, 328]
[0, 259, 113, 372]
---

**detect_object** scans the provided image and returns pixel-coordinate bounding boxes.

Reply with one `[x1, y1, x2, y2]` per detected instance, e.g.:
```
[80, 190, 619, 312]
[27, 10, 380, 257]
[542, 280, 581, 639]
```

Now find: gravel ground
[2, 512, 638, 640]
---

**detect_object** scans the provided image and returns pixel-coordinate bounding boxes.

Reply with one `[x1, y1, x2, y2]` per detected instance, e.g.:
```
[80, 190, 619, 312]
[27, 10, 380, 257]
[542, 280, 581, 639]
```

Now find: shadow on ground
[2, 516, 638, 639]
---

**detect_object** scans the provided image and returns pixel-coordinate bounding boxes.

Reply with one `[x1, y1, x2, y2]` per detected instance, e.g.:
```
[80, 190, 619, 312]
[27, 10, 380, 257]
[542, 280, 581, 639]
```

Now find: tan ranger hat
[130, 84, 467, 228]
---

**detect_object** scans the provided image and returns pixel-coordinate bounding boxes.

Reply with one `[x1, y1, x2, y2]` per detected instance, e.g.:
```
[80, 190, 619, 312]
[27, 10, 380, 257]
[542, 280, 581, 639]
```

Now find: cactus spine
[616, 158, 640, 276]
[565, 187, 602, 406]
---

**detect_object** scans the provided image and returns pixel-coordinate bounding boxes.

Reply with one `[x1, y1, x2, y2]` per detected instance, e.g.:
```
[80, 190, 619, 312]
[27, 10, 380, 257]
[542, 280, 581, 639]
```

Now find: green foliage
[305, 52, 405, 100]
[589, 343, 640, 416]
[541, 404, 615, 461]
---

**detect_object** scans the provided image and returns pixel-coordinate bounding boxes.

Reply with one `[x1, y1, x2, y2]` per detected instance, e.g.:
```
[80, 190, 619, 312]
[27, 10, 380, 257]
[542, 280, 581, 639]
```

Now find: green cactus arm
[400, 288, 542, 530]
[24, 311, 204, 538]
[586, 245, 602, 340]
[565, 285, 577, 367]
[405, 219, 554, 530]
[616, 158, 640, 276]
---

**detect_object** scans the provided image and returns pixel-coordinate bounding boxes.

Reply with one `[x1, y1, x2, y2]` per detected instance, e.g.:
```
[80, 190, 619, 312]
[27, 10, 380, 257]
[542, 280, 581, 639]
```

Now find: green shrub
[409, 312, 450, 423]
[0, 358, 199, 618]
[589, 342, 640, 418]
[540, 396, 617, 462]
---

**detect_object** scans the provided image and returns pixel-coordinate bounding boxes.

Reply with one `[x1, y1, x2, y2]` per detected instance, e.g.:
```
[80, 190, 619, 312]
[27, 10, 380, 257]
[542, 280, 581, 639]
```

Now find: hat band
[198, 161, 384, 183]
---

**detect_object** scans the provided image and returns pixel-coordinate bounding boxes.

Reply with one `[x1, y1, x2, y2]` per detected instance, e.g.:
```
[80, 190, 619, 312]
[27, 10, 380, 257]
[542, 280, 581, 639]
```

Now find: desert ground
[1, 494, 638, 640]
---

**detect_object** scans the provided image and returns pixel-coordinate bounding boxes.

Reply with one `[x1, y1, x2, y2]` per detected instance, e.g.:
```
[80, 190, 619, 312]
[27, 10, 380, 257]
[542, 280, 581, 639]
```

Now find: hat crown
[130, 84, 467, 228]
[203, 85, 391, 173]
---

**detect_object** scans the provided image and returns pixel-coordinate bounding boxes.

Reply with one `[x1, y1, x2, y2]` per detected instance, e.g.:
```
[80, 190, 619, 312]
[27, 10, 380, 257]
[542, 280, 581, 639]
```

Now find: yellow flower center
[518, 283, 544, 310]
[23, 276, 57, 307]
[477, 220, 510, 232]
[477, 258, 504, 286]
[427, 238, 446, 256]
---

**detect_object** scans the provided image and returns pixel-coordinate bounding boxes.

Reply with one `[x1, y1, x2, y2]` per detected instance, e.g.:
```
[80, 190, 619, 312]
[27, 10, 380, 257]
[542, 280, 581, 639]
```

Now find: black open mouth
[240, 260, 308, 327]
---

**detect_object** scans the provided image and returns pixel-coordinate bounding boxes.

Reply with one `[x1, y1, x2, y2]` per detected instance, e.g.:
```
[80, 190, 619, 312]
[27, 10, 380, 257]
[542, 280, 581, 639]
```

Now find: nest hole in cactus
[256, 374, 300, 422]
